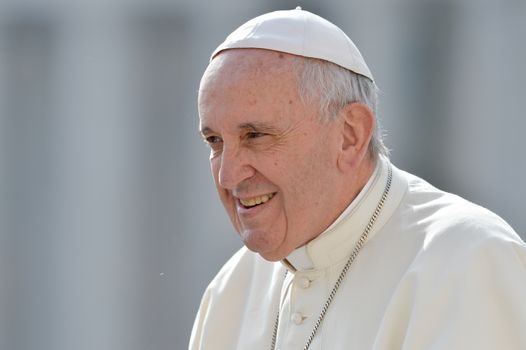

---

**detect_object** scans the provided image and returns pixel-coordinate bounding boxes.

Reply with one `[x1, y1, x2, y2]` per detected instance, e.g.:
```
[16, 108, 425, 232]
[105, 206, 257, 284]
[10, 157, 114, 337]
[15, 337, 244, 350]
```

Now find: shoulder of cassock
[371, 169, 526, 349]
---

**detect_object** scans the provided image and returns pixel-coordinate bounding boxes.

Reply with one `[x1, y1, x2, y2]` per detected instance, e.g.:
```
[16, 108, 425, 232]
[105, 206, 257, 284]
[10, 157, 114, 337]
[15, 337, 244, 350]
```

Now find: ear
[337, 103, 375, 172]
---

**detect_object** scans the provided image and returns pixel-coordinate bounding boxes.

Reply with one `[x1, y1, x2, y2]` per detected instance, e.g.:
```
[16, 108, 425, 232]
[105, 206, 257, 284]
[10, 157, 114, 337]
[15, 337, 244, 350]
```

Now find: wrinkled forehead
[198, 50, 304, 119]
[200, 49, 301, 91]
[197, 49, 314, 132]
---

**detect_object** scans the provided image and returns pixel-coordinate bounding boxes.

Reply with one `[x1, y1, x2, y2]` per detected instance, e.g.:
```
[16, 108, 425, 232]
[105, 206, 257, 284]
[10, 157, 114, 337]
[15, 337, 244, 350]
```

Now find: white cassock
[189, 157, 526, 350]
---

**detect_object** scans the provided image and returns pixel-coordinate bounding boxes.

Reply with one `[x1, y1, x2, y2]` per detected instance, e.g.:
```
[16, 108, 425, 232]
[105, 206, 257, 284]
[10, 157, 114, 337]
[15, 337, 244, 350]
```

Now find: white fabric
[211, 8, 374, 81]
[189, 158, 526, 349]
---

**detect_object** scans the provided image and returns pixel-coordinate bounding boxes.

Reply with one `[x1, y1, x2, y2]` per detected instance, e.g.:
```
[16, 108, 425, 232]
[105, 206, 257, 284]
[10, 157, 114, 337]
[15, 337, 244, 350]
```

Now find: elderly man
[190, 8, 526, 350]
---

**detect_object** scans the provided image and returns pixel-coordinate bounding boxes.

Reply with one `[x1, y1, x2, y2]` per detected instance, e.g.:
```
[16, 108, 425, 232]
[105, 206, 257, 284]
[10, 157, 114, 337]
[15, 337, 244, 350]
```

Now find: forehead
[203, 48, 299, 82]
[198, 49, 306, 131]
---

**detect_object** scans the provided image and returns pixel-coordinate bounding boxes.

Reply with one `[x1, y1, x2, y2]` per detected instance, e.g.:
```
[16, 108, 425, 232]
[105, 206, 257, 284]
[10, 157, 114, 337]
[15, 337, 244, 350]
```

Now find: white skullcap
[211, 7, 374, 81]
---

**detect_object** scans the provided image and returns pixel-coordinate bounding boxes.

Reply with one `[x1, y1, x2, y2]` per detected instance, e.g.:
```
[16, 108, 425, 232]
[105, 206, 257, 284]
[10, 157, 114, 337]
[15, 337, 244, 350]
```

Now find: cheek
[282, 148, 334, 207]
[274, 158, 315, 210]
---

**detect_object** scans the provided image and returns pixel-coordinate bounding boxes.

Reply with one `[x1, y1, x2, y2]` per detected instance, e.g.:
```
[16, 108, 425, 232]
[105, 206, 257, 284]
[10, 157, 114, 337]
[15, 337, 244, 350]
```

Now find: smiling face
[198, 49, 353, 261]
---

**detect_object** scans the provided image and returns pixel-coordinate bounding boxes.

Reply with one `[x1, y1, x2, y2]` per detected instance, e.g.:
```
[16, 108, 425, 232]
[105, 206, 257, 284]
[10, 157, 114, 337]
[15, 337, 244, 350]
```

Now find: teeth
[240, 193, 274, 207]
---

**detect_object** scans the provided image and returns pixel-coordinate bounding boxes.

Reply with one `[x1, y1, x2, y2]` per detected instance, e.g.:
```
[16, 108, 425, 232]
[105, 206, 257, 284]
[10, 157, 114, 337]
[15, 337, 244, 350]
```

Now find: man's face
[198, 50, 345, 261]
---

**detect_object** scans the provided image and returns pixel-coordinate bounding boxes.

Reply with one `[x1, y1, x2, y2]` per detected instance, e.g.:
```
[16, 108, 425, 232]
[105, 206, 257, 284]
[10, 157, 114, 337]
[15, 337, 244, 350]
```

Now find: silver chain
[270, 164, 393, 350]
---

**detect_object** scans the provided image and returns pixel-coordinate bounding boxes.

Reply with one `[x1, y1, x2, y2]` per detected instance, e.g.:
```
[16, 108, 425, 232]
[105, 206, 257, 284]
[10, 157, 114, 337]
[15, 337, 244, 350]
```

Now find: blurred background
[0, 0, 525, 349]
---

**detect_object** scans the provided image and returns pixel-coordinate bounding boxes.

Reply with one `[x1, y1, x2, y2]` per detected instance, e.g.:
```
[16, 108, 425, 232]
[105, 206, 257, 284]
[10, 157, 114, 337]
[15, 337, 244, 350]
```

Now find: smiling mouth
[239, 193, 275, 208]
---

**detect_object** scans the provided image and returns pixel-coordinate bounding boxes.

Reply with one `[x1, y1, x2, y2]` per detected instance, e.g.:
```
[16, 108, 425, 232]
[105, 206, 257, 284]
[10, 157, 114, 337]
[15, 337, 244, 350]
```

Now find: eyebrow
[238, 122, 278, 133]
[200, 122, 279, 136]
[200, 126, 214, 137]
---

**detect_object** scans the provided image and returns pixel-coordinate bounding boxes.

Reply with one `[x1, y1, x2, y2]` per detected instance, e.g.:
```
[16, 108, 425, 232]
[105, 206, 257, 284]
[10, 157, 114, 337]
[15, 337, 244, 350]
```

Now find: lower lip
[236, 194, 276, 217]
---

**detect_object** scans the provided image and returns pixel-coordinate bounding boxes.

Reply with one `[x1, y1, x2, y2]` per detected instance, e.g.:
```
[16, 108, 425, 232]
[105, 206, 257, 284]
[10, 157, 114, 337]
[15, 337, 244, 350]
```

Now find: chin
[254, 249, 286, 262]
[242, 230, 287, 262]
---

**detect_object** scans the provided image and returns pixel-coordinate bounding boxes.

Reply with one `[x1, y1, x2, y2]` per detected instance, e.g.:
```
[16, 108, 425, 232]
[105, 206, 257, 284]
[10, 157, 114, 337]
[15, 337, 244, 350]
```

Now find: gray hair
[293, 57, 389, 159]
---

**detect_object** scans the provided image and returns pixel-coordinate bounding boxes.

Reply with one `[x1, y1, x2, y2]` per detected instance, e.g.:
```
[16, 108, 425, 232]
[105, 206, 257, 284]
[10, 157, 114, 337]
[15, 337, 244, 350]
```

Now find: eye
[204, 135, 223, 145]
[246, 132, 266, 139]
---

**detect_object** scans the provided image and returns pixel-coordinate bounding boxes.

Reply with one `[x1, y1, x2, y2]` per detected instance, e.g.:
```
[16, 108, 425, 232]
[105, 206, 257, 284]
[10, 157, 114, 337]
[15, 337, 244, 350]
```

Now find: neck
[340, 156, 378, 213]
[312, 156, 378, 242]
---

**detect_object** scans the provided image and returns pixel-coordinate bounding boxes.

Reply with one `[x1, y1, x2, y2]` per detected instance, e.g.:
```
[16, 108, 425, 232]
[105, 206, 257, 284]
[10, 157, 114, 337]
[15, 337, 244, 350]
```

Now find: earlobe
[337, 103, 375, 172]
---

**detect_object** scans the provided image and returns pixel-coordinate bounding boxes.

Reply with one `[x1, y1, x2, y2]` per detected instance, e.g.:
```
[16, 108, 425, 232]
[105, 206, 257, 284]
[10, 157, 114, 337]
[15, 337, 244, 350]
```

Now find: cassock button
[299, 277, 311, 289]
[291, 312, 304, 325]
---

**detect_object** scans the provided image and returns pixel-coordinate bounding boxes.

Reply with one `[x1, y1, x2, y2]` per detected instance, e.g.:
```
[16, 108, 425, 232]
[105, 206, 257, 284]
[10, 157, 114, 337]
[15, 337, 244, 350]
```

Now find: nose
[217, 145, 255, 190]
